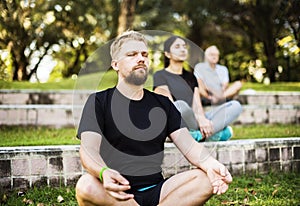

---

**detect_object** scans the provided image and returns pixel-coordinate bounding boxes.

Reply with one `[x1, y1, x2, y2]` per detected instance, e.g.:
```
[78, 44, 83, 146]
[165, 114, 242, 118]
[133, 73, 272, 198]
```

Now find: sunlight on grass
[231, 124, 300, 140]
[241, 81, 300, 92]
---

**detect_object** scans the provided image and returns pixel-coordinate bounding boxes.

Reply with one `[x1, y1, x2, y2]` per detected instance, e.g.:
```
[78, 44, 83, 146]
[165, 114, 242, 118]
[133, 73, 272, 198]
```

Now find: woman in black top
[153, 36, 242, 141]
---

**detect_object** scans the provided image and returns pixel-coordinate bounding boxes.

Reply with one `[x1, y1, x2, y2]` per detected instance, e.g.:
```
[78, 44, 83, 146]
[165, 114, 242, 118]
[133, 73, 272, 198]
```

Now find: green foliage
[224, 51, 252, 81]
[0, 0, 116, 81]
[0, 0, 299, 83]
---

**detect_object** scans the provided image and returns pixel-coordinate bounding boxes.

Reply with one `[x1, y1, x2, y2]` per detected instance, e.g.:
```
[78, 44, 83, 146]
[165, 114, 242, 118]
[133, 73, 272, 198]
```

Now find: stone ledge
[0, 90, 91, 105]
[1, 138, 299, 190]
[238, 92, 300, 105]
[1, 90, 300, 105]
[0, 104, 298, 127]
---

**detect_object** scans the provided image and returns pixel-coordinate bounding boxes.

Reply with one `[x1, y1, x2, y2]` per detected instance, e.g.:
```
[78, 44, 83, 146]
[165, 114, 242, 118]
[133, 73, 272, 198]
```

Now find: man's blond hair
[110, 31, 148, 60]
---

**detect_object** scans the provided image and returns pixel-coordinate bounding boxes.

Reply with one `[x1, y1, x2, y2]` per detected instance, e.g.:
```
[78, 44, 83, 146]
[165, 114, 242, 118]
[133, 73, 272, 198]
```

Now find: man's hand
[102, 168, 134, 201]
[206, 163, 232, 195]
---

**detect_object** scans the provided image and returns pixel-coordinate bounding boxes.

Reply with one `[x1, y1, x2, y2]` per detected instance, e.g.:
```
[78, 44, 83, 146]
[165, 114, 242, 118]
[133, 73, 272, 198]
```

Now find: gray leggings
[173, 100, 242, 133]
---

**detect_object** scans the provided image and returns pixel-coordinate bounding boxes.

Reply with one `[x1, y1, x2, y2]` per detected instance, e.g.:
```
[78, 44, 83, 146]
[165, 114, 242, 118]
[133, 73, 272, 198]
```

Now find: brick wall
[0, 104, 299, 127]
[1, 138, 299, 191]
[0, 146, 82, 190]
[1, 90, 300, 106]
[1, 91, 299, 127]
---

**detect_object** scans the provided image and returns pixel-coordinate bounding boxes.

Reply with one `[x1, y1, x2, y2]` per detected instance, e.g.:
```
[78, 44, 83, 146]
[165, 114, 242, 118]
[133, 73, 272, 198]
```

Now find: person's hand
[206, 163, 232, 195]
[210, 94, 225, 105]
[102, 168, 134, 201]
[197, 116, 213, 138]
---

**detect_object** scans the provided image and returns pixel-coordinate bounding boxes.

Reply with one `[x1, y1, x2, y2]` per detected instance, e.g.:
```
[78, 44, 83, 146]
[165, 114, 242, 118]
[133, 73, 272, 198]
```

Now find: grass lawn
[0, 126, 79, 147]
[1, 172, 299, 205]
[206, 172, 300, 206]
[0, 124, 299, 147]
[0, 72, 300, 92]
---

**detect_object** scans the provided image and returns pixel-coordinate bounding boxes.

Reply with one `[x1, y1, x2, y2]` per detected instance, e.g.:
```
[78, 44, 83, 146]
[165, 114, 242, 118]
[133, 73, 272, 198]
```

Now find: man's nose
[137, 53, 146, 62]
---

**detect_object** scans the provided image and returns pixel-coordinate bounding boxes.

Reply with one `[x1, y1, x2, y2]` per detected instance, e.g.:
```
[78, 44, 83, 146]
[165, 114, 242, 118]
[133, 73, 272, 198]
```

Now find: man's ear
[111, 60, 119, 71]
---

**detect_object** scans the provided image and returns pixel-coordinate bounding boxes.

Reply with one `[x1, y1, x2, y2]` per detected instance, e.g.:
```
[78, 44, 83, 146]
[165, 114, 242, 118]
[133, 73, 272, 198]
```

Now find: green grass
[231, 124, 300, 140]
[1, 71, 299, 92]
[241, 81, 300, 92]
[0, 124, 299, 147]
[206, 172, 300, 206]
[1, 172, 299, 205]
[0, 78, 77, 90]
[0, 186, 77, 206]
[0, 126, 79, 147]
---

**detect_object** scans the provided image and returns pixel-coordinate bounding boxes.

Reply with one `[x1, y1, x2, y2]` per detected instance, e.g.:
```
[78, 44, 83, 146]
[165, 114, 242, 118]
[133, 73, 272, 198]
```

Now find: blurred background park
[0, 1, 300, 205]
[0, 0, 299, 88]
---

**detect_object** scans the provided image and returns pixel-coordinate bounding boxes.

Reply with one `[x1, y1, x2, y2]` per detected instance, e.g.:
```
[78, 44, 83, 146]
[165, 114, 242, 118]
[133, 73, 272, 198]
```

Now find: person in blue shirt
[194, 45, 242, 105]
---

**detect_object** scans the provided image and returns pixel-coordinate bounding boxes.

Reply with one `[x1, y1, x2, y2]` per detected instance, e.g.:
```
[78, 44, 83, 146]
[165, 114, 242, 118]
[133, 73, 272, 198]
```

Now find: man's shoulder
[216, 64, 228, 71]
[195, 62, 206, 66]
[195, 62, 211, 72]
[195, 62, 208, 68]
[194, 62, 212, 78]
[144, 89, 171, 103]
[95, 87, 115, 96]
[145, 89, 167, 98]
[92, 87, 116, 103]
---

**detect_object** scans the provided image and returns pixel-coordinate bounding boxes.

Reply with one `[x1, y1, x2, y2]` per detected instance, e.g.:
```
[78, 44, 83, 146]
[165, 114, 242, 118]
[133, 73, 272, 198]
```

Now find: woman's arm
[153, 85, 174, 102]
[192, 87, 213, 138]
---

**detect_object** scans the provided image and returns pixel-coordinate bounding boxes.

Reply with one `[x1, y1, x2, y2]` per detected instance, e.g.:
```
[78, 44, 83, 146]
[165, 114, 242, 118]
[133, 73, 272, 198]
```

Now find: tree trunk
[263, 40, 278, 82]
[12, 50, 29, 81]
[117, 0, 137, 35]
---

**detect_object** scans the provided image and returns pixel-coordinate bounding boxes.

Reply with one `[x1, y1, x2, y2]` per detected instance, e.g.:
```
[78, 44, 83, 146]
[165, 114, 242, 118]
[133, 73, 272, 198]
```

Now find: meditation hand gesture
[102, 168, 134, 201]
[206, 163, 232, 195]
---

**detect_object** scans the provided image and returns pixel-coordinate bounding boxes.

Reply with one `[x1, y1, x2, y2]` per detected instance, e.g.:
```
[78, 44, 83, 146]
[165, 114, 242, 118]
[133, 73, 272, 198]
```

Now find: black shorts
[127, 179, 167, 206]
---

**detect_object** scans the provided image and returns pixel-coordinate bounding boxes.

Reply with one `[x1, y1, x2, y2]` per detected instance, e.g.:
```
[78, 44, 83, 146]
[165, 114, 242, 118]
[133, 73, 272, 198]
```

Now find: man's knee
[190, 169, 214, 197]
[76, 174, 106, 205]
[76, 174, 93, 199]
[231, 100, 243, 114]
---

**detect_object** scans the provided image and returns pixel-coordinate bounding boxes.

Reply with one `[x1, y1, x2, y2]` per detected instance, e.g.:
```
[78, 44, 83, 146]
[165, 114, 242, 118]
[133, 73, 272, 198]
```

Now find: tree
[0, 0, 67, 81]
[0, 0, 119, 81]
[1, 0, 298, 82]
[203, 0, 299, 82]
[117, 0, 137, 35]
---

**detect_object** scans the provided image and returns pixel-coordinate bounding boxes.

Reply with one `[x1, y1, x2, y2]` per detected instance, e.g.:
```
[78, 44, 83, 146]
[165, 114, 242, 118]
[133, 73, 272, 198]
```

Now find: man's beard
[125, 69, 148, 86]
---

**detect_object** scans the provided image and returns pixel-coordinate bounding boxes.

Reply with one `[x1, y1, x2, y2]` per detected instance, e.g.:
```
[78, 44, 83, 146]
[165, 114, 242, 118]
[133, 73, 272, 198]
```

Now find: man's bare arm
[170, 128, 232, 195]
[80, 131, 107, 177]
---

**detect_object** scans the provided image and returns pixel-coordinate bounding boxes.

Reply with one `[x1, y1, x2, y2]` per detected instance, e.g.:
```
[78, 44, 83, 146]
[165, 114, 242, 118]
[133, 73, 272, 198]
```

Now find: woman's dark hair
[163, 35, 187, 68]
